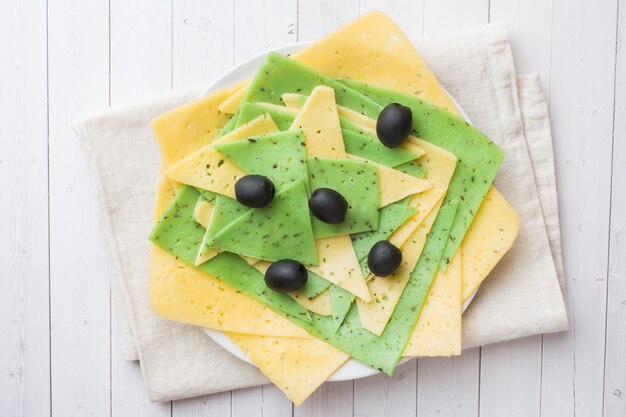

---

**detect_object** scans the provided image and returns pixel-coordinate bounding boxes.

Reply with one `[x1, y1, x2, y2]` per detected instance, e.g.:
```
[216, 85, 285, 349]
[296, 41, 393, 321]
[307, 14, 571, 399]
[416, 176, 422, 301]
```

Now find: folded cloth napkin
[74, 22, 569, 402]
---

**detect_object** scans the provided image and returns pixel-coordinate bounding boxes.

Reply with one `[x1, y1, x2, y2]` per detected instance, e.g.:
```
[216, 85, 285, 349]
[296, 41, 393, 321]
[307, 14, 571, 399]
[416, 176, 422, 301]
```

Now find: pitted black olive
[308, 188, 348, 224]
[265, 259, 308, 292]
[235, 175, 275, 208]
[367, 240, 403, 277]
[376, 103, 413, 148]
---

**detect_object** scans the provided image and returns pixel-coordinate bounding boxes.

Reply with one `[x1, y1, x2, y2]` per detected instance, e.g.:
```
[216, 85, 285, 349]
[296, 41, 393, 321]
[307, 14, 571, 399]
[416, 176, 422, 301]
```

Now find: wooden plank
[47, 0, 111, 416]
[604, 1, 625, 415]
[541, 0, 619, 416]
[231, 386, 292, 417]
[172, 0, 234, 88]
[489, 0, 553, 101]
[416, 351, 480, 417]
[293, 381, 353, 417]
[354, 360, 417, 417]
[359, 0, 424, 37]
[173, 393, 231, 417]
[423, 0, 489, 35]
[109, 0, 173, 414]
[0, 0, 51, 416]
[479, 336, 542, 417]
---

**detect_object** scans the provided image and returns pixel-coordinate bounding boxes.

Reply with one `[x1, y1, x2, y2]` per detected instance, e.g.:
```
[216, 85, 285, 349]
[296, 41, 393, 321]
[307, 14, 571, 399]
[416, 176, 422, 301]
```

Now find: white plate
[199, 42, 477, 382]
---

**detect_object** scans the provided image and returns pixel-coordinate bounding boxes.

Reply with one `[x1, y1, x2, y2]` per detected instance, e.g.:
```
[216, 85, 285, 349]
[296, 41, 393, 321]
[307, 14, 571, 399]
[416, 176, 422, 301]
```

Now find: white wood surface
[1, 0, 624, 416]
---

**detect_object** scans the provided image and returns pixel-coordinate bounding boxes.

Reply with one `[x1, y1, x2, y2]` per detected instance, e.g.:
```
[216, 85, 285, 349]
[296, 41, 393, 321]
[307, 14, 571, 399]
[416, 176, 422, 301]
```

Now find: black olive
[235, 175, 275, 208]
[265, 259, 308, 292]
[308, 188, 348, 224]
[367, 240, 403, 277]
[376, 103, 413, 148]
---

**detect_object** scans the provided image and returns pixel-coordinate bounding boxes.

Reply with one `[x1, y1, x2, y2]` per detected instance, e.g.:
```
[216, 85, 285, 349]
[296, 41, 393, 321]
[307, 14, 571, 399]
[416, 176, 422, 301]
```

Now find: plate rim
[197, 41, 477, 382]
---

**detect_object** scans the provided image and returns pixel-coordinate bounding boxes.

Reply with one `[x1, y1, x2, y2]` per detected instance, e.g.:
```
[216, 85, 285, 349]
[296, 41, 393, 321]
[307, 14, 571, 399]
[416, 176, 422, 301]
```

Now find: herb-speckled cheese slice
[291, 290, 332, 316]
[290, 86, 346, 157]
[151, 85, 237, 167]
[307, 157, 380, 237]
[403, 251, 462, 357]
[308, 235, 371, 302]
[205, 180, 318, 265]
[212, 113, 279, 145]
[149, 178, 310, 338]
[163, 144, 244, 199]
[460, 187, 520, 301]
[225, 333, 349, 405]
[347, 155, 431, 207]
[193, 198, 214, 229]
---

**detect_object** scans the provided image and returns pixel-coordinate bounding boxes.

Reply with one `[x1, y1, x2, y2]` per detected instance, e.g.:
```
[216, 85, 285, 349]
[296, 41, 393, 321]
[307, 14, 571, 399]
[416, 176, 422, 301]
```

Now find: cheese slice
[403, 250, 462, 357]
[162, 145, 244, 199]
[356, 200, 440, 335]
[283, 92, 378, 130]
[226, 332, 349, 405]
[290, 86, 346, 157]
[218, 79, 250, 114]
[212, 113, 279, 145]
[308, 235, 371, 302]
[193, 199, 214, 229]
[293, 12, 459, 115]
[151, 85, 238, 167]
[461, 187, 520, 301]
[290, 290, 332, 316]
[347, 155, 431, 206]
[388, 140, 457, 248]
[149, 177, 310, 338]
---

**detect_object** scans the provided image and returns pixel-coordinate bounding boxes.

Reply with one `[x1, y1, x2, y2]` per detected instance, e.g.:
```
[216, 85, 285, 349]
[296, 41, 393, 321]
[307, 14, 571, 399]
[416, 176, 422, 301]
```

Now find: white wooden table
[1, 0, 624, 416]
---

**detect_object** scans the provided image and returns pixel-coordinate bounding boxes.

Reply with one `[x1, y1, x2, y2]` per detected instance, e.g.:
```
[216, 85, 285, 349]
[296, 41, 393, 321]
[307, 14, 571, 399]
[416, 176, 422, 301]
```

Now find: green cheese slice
[213, 130, 309, 191]
[329, 285, 355, 332]
[204, 179, 318, 265]
[394, 160, 426, 179]
[307, 156, 380, 237]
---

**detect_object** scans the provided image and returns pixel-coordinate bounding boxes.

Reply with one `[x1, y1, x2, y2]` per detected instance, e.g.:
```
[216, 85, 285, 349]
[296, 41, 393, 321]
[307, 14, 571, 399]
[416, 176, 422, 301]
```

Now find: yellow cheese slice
[403, 251, 462, 357]
[356, 201, 439, 335]
[162, 146, 244, 199]
[212, 113, 279, 145]
[388, 140, 457, 249]
[293, 12, 459, 115]
[308, 235, 371, 302]
[226, 333, 349, 405]
[193, 199, 214, 229]
[149, 178, 310, 339]
[290, 86, 346, 157]
[347, 155, 431, 206]
[151, 85, 238, 168]
[290, 290, 332, 316]
[283, 92, 378, 130]
[218, 79, 250, 114]
[461, 187, 520, 301]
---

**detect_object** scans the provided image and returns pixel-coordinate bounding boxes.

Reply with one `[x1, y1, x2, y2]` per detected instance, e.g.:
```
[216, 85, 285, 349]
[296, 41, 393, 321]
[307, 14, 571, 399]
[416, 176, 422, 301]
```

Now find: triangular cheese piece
[226, 333, 349, 405]
[290, 86, 346, 157]
[347, 155, 431, 206]
[218, 79, 250, 114]
[212, 113, 278, 145]
[163, 146, 244, 199]
[308, 235, 371, 302]
[290, 290, 331, 316]
[206, 180, 318, 265]
[213, 130, 309, 191]
[329, 285, 354, 331]
[193, 198, 214, 229]
[403, 250, 462, 357]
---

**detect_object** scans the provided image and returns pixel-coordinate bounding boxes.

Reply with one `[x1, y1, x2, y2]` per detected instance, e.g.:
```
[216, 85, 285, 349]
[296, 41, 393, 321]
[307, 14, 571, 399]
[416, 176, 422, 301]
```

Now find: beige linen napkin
[74, 23, 568, 402]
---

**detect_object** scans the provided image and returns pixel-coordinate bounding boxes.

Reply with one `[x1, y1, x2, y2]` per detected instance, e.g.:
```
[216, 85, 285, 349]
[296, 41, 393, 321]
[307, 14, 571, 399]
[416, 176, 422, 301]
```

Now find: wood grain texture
[604, 1, 625, 415]
[0, 1, 50, 417]
[48, 0, 112, 416]
[2, 0, 625, 415]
